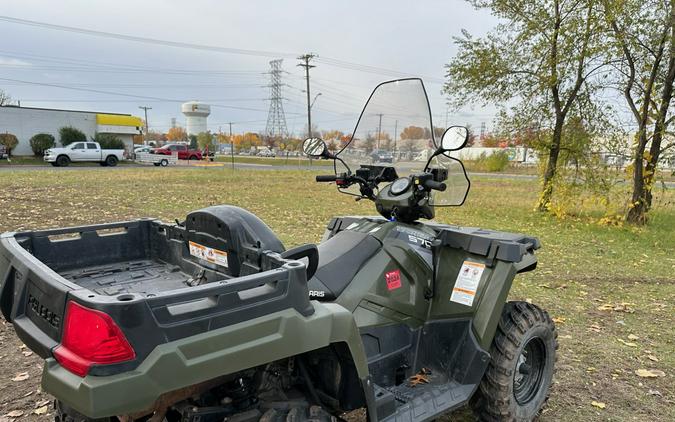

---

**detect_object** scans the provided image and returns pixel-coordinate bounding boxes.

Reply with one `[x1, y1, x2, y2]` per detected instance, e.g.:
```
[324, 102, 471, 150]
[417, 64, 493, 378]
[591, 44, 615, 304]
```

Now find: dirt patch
[0, 321, 53, 422]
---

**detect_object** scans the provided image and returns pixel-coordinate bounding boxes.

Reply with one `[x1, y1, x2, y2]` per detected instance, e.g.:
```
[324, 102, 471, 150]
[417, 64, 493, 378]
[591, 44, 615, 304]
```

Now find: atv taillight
[53, 301, 135, 377]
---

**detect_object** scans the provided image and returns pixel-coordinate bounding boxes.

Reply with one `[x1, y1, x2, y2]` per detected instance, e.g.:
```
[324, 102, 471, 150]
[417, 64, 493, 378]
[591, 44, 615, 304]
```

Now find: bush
[484, 151, 510, 172]
[0, 133, 19, 156]
[59, 126, 87, 146]
[472, 151, 511, 172]
[92, 133, 125, 149]
[29, 133, 56, 156]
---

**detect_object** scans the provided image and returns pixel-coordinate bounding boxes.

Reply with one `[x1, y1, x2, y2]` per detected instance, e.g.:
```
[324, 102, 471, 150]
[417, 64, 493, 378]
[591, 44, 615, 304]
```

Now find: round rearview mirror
[441, 126, 469, 151]
[302, 138, 327, 157]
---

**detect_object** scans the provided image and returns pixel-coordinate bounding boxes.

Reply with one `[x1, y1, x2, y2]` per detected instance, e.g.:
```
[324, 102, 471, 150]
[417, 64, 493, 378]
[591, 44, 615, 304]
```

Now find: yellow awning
[96, 114, 142, 127]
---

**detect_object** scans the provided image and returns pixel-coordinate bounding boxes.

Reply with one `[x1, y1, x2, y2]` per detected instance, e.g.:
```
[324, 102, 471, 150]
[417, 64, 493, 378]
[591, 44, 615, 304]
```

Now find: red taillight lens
[54, 301, 135, 377]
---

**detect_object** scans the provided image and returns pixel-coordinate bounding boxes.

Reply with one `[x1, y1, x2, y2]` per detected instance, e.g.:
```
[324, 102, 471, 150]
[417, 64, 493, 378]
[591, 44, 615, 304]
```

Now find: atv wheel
[54, 400, 112, 422]
[470, 301, 557, 421]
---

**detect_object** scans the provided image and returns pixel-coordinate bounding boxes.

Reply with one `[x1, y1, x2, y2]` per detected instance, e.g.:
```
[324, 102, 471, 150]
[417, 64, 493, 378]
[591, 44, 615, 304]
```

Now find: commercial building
[0, 105, 142, 156]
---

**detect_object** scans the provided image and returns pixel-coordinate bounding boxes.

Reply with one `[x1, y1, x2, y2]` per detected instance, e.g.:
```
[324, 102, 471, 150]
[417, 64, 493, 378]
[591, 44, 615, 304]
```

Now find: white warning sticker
[450, 261, 485, 307]
[189, 241, 229, 268]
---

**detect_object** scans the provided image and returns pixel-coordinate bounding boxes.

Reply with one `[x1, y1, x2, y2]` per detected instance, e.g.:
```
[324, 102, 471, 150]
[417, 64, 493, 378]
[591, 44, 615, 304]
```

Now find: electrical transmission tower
[265, 59, 288, 140]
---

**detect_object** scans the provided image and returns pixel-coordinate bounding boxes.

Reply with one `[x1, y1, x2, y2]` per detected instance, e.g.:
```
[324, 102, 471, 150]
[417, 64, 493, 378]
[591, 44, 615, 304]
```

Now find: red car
[152, 144, 202, 160]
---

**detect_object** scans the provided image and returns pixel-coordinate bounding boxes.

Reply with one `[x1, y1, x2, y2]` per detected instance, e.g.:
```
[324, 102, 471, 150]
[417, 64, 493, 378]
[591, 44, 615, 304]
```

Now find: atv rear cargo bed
[0, 208, 314, 376]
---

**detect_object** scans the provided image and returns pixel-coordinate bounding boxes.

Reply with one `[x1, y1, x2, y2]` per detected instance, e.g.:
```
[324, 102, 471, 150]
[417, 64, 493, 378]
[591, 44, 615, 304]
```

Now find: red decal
[385, 270, 402, 290]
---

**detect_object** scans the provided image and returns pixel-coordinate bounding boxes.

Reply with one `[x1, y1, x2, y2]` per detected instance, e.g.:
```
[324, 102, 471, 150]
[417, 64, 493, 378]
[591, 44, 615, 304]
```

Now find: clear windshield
[336, 78, 470, 206]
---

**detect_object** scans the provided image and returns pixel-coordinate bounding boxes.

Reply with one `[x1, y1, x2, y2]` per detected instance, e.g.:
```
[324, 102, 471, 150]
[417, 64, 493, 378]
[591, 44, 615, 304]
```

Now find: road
[1, 163, 673, 188]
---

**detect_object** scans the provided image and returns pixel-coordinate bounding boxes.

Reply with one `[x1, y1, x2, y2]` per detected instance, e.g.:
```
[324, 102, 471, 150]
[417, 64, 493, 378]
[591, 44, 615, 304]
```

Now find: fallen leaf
[553, 317, 566, 324]
[627, 334, 639, 341]
[591, 401, 606, 409]
[5, 410, 23, 418]
[34, 406, 48, 415]
[11, 372, 29, 382]
[647, 389, 662, 397]
[617, 338, 638, 347]
[646, 355, 659, 362]
[409, 374, 429, 386]
[588, 324, 602, 333]
[22, 351, 33, 357]
[36, 399, 51, 408]
[635, 369, 666, 378]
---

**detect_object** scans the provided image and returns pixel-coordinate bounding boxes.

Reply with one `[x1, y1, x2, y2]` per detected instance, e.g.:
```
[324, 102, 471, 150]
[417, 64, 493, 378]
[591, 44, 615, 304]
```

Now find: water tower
[181, 101, 211, 136]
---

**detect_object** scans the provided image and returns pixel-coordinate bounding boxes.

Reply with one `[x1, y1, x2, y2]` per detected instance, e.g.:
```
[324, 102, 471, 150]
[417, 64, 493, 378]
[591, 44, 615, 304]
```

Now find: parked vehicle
[152, 143, 202, 160]
[44, 141, 125, 167]
[0, 145, 7, 159]
[134, 145, 153, 154]
[135, 151, 176, 167]
[370, 149, 394, 163]
[0, 79, 555, 422]
[257, 148, 276, 157]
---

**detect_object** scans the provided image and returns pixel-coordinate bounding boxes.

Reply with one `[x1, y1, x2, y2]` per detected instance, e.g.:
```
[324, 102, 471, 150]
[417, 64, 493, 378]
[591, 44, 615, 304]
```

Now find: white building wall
[0, 107, 97, 156]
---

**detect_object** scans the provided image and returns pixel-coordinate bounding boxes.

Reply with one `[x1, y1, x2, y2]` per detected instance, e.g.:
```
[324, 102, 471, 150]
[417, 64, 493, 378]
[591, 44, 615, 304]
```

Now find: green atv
[0, 78, 556, 422]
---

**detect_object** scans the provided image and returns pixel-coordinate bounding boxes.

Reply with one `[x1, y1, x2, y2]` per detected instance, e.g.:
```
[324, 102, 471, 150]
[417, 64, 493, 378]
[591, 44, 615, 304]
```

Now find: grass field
[0, 167, 673, 421]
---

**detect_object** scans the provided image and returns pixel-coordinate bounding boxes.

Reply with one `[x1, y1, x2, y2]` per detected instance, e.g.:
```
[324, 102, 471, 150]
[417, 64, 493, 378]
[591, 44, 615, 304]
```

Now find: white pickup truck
[44, 141, 125, 167]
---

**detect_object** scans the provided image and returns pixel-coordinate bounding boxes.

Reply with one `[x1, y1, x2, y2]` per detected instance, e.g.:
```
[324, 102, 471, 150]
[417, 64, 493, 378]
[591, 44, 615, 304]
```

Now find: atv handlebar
[423, 179, 447, 192]
[316, 174, 338, 182]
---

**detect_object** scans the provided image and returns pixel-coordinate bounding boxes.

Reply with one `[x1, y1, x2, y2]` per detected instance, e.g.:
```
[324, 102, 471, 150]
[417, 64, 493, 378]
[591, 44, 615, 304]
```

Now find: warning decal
[450, 261, 485, 307]
[385, 269, 402, 290]
[189, 241, 229, 268]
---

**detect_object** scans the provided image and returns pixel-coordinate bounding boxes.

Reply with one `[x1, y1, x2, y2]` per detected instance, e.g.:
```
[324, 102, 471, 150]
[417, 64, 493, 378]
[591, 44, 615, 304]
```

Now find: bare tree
[0, 89, 12, 106]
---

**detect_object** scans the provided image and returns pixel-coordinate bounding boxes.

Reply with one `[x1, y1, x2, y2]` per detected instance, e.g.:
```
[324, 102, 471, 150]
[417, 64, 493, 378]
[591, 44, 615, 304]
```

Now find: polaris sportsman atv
[0, 78, 556, 422]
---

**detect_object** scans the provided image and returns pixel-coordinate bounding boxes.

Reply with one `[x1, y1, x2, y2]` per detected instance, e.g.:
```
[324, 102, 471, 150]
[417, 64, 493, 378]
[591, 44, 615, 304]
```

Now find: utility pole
[394, 120, 398, 161]
[138, 106, 152, 145]
[376, 113, 384, 150]
[229, 122, 234, 170]
[297, 53, 316, 138]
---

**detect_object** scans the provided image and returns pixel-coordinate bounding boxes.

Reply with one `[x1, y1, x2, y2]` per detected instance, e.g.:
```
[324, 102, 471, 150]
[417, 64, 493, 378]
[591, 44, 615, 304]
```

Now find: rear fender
[41, 302, 370, 419]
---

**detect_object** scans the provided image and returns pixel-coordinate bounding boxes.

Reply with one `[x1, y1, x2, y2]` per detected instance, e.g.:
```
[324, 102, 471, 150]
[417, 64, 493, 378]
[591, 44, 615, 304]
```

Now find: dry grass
[0, 167, 673, 421]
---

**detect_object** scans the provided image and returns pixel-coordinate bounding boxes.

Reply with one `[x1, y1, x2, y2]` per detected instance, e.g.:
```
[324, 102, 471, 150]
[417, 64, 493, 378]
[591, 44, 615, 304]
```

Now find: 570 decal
[408, 234, 432, 249]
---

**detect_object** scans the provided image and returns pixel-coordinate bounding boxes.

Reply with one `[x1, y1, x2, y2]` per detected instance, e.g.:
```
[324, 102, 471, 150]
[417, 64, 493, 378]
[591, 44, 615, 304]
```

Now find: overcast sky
[0, 0, 500, 135]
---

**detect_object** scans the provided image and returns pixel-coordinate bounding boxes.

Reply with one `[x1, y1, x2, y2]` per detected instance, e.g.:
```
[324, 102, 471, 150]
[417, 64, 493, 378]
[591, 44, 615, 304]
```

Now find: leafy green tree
[0, 133, 18, 157]
[59, 126, 87, 146]
[29, 133, 56, 156]
[603, 0, 675, 224]
[196, 131, 216, 151]
[93, 133, 125, 149]
[188, 134, 198, 149]
[444, 0, 611, 212]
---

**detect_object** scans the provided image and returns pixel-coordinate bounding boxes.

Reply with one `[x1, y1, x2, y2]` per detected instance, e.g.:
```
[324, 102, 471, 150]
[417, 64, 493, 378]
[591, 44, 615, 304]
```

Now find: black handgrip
[424, 180, 447, 191]
[316, 174, 338, 182]
[280, 244, 319, 280]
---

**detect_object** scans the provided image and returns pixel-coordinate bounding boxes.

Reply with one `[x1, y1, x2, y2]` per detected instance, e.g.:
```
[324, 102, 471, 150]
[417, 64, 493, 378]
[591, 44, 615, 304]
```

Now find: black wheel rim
[513, 337, 546, 404]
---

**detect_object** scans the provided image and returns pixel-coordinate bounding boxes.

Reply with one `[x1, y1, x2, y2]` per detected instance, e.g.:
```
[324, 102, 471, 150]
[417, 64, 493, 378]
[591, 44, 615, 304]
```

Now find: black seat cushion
[308, 230, 381, 301]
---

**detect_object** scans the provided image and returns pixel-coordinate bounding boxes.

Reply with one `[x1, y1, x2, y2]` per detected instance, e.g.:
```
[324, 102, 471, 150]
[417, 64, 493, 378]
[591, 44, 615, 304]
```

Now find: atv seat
[307, 230, 381, 301]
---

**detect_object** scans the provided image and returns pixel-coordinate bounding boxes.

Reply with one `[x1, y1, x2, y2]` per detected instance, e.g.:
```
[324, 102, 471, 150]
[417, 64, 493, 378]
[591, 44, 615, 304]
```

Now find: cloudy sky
[0, 0, 499, 135]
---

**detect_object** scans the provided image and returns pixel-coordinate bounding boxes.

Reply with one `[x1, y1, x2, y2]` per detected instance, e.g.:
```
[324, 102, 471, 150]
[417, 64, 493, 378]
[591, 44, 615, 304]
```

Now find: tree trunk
[626, 128, 649, 223]
[537, 117, 564, 211]
[629, 1, 675, 219]
[646, 5, 675, 209]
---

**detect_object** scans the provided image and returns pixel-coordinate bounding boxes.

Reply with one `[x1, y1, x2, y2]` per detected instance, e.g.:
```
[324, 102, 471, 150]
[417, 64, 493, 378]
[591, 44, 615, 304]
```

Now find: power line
[0, 16, 446, 82]
[0, 77, 303, 114]
[0, 15, 297, 58]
